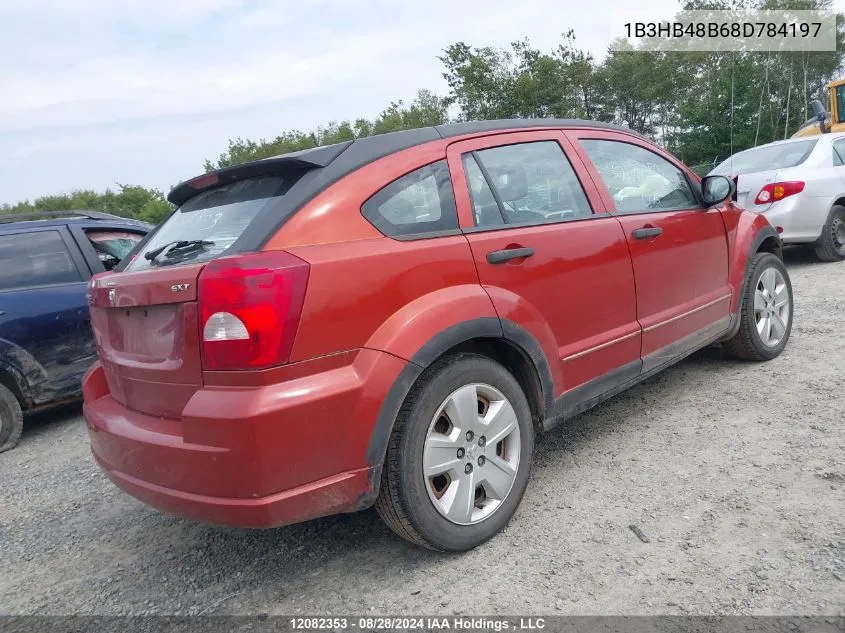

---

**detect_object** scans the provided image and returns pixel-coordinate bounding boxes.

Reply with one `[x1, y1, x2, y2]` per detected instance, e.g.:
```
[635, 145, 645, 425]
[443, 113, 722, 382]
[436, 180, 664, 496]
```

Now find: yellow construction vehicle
[792, 78, 845, 137]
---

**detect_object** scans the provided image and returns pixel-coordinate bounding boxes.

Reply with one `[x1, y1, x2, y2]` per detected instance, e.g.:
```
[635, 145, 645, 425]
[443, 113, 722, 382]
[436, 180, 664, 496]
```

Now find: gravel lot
[1, 249, 843, 617]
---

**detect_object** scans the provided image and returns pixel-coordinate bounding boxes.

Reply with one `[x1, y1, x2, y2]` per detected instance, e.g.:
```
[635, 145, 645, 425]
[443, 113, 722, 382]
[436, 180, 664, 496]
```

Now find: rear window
[126, 175, 296, 270]
[711, 139, 818, 176]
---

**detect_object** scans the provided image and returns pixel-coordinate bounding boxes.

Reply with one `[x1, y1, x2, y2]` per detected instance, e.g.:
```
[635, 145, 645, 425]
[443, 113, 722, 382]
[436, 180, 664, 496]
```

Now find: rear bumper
[92, 449, 376, 528]
[760, 195, 830, 243]
[83, 348, 406, 528]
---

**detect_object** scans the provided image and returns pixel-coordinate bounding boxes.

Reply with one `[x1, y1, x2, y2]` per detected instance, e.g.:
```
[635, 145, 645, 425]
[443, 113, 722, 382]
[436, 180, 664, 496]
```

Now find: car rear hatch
[89, 266, 205, 418]
[87, 166, 320, 419]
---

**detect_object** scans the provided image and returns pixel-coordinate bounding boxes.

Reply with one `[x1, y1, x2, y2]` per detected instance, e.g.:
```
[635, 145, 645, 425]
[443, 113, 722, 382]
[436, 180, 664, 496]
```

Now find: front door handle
[632, 227, 663, 240]
[486, 247, 535, 264]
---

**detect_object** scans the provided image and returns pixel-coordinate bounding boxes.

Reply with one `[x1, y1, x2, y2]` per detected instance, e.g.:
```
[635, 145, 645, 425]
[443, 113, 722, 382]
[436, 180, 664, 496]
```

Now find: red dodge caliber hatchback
[84, 120, 793, 551]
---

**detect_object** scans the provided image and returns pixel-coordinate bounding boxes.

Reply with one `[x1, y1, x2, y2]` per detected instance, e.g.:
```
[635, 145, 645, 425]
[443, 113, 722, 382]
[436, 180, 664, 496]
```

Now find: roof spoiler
[168, 140, 353, 206]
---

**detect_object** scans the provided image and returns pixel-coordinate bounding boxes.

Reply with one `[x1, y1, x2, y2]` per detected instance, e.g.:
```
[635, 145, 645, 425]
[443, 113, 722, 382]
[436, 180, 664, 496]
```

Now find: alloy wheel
[754, 267, 791, 347]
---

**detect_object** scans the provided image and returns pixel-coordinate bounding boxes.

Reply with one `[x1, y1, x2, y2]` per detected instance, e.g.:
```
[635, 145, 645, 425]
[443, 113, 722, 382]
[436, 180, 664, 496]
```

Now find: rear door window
[465, 141, 593, 227]
[361, 160, 458, 238]
[832, 139, 845, 166]
[463, 154, 505, 227]
[127, 175, 296, 270]
[0, 230, 82, 291]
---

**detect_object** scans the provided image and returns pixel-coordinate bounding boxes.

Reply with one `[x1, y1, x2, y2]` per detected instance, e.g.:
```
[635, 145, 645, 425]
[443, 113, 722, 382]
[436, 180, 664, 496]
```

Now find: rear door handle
[632, 227, 663, 240]
[486, 247, 535, 264]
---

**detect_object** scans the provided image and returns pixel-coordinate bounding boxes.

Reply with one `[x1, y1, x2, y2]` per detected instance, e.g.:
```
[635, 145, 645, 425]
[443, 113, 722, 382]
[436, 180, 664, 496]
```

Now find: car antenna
[729, 50, 735, 179]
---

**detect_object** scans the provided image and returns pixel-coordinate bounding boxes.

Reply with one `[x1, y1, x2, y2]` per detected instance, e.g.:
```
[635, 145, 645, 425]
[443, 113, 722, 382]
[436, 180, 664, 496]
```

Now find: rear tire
[723, 252, 793, 361]
[0, 384, 24, 454]
[813, 205, 845, 262]
[375, 353, 535, 551]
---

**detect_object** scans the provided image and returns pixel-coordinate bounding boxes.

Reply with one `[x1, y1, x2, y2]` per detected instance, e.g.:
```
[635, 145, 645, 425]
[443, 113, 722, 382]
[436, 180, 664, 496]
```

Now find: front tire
[375, 353, 535, 551]
[723, 252, 793, 361]
[814, 205, 845, 262]
[0, 383, 24, 454]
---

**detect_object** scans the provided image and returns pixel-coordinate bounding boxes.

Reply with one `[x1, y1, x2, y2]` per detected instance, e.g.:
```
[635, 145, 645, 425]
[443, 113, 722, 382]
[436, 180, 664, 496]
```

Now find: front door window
[580, 140, 698, 212]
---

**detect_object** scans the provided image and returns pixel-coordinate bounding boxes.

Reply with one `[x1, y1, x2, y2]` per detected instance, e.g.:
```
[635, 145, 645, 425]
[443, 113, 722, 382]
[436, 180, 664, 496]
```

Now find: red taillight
[754, 181, 805, 205]
[198, 251, 310, 371]
[87, 271, 114, 307]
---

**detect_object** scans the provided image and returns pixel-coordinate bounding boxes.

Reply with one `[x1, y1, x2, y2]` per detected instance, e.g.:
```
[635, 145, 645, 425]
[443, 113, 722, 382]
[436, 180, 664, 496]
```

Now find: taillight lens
[754, 181, 805, 205]
[86, 271, 113, 307]
[198, 251, 310, 370]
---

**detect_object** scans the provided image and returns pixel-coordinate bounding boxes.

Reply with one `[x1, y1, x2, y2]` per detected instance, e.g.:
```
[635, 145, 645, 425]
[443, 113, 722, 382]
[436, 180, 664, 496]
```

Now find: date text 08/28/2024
[289, 617, 547, 631]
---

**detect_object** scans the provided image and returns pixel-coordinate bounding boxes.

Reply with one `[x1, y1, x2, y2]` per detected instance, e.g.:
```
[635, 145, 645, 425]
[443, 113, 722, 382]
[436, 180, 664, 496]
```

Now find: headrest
[489, 166, 528, 202]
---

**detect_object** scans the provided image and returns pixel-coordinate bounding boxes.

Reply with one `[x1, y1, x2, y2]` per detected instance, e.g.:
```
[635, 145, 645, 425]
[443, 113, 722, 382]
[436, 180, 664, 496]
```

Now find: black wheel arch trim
[499, 319, 555, 418]
[365, 317, 555, 481]
[753, 224, 783, 258]
[720, 225, 781, 342]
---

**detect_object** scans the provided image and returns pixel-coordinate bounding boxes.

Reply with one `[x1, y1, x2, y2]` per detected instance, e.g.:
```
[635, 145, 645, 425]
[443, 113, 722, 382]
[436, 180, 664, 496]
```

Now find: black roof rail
[0, 210, 133, 224]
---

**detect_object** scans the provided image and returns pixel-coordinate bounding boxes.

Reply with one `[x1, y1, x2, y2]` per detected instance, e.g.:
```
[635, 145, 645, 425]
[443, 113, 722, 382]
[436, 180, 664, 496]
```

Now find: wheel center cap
[466, 443, 480, 461]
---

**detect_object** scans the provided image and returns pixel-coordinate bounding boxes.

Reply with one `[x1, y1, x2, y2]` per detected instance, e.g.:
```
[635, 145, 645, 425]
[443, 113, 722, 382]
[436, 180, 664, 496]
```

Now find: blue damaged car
[0, 211, 151, 452]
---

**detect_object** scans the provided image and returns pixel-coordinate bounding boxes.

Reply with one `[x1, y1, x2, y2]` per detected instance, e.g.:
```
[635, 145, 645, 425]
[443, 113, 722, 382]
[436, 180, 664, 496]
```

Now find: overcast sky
[2, 0, 828, 205]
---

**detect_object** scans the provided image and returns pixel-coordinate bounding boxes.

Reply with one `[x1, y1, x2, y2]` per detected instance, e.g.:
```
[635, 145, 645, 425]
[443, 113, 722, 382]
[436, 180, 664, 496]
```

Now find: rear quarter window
[362, 160, 458, 239]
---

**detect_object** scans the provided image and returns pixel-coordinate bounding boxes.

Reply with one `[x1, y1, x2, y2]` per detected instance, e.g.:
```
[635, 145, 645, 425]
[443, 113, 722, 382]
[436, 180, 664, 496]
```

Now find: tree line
[3, 0, 842, 223]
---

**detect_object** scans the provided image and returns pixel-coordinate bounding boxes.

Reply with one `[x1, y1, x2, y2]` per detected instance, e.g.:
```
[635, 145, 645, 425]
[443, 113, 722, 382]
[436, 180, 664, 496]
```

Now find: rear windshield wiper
[145, 240, 214, 265]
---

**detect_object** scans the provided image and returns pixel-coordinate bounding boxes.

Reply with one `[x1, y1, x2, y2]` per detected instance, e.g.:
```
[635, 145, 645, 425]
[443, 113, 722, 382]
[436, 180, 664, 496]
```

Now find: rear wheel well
[427, 337, 545, 431]
[832, 197, 845, 210]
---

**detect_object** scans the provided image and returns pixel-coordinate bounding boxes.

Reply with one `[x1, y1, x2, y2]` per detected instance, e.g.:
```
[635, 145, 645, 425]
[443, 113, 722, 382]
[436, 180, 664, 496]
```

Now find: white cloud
[2, 0, 694, 204]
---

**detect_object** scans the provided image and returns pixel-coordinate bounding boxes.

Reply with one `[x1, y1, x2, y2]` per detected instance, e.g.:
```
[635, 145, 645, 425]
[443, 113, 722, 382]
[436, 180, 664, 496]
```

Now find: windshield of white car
[711, 139, 818, 176]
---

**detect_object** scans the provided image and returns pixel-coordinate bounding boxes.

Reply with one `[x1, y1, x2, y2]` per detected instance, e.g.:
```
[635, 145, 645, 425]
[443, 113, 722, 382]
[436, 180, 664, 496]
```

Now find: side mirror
[811, 99, 830, 133]
[811, 99, 826, 121]
[701, 175, 735, 206]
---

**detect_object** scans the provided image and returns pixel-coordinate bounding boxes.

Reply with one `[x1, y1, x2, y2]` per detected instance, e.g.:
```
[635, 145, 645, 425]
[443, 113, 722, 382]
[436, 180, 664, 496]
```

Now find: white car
[710, 134, 845, 261]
